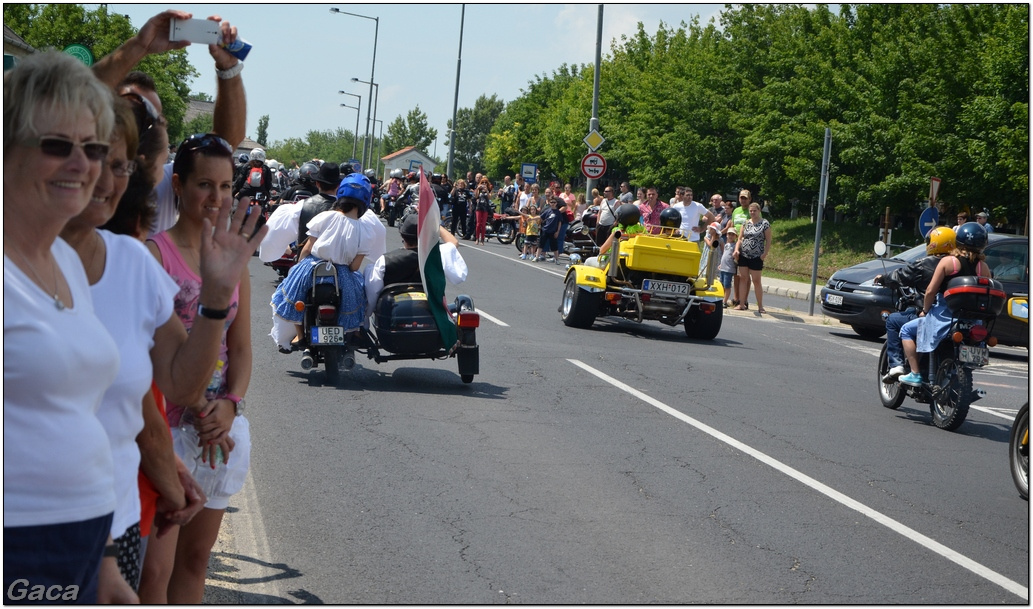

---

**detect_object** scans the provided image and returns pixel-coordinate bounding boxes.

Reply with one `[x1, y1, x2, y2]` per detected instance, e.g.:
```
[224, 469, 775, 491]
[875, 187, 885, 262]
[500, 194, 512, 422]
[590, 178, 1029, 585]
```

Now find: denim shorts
[719, 271, 734, 291]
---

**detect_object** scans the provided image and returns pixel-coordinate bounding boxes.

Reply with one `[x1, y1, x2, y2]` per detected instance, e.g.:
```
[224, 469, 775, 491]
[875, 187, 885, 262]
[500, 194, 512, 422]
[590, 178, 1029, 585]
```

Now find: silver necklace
[10, 247, 65, 310]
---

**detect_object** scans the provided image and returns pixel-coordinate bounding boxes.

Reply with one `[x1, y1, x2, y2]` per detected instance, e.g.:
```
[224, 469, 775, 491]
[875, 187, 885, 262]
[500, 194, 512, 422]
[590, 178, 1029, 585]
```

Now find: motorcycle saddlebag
[943, 275, 1006, 317]
[374, 284, 444, 354]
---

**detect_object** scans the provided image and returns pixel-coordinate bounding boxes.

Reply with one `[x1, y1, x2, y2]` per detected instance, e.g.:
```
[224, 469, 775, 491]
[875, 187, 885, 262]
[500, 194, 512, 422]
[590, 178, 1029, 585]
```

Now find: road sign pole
[809, 128, 832, 316]
[584, 5, 604, 201]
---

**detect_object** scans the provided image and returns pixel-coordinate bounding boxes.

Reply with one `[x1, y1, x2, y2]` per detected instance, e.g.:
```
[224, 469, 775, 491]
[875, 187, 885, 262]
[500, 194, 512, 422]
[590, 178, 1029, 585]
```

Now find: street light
[374, 118, 384, 177]
[338, 91, 362, 159]
[330, 7, 379, 170]
[351, 77, 379, 170]
[339, 103, 361, 160]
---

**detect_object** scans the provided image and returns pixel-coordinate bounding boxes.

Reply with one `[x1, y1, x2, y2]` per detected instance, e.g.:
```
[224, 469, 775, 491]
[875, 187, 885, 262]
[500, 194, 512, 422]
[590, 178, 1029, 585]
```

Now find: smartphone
[169, 18, 220, 45]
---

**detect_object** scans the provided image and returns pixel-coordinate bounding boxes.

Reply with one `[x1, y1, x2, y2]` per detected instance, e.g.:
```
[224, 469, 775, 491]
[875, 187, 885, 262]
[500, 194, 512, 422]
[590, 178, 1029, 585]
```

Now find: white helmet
[249, 148, 266, 162]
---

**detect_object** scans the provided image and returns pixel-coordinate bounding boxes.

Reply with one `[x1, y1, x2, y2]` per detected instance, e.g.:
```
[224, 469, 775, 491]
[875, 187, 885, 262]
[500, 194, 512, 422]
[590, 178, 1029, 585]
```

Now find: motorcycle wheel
[1010, 403, 1029, 500]
[877, 344, 906, 409]
[496, 221, 516, 244]
[515, 233, 525, 253]
[929, 356, 972, 431]
[324, 349, 344, 386]
[560, 275, 600, 329]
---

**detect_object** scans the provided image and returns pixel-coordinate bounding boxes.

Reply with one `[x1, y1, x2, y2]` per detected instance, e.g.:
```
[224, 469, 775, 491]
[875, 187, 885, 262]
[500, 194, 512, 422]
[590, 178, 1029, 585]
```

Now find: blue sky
[104, 3, 726, 162]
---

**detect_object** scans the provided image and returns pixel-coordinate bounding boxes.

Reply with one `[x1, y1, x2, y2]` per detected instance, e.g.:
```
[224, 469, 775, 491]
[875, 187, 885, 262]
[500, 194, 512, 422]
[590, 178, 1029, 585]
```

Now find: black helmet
[615, 203, 641, 228]
[339, 163, 354, 176]
[431, 172, 442, 183]
[298, 162, 319, 183]
[954, 222, 988, 250]
[237, 153, 249, 164]
[659, 207, 682, 228]
[364, 169, 377, 179]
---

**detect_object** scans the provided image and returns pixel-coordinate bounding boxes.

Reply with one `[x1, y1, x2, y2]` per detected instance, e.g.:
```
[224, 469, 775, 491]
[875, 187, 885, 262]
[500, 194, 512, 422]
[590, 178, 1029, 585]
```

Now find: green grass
[763, 216, 917, 283]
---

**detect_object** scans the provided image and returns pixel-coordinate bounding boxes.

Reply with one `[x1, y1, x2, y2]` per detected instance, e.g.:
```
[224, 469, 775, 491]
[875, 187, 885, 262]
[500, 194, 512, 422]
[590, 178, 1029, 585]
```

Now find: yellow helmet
[925, 226, 956, 255]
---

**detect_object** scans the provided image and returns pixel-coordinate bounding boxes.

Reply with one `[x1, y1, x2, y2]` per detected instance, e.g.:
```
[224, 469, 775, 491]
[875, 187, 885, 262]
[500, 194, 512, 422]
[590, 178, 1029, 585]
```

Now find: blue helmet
[336, 173, 372, 207]
[954, 221, 988, 250]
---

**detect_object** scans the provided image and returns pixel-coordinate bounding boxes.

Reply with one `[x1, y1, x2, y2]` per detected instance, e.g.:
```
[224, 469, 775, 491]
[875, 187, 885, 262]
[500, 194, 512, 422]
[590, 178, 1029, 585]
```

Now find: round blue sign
[919, 206, 939, 238]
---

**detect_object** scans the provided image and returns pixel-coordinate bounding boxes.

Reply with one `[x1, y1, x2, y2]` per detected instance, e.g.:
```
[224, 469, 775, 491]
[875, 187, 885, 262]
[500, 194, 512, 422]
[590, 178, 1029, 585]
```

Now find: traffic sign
[583, 130, 605, 151]
[581, 153, 606, 179]
[521, 163, 537, 184]
[919, 206, 939, 239]
[929, 177, 941, 203]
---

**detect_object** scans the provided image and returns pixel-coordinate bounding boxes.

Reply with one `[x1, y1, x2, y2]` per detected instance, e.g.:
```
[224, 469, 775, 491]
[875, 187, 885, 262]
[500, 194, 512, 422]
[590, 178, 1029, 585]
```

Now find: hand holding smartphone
[169, 18, 220, 45]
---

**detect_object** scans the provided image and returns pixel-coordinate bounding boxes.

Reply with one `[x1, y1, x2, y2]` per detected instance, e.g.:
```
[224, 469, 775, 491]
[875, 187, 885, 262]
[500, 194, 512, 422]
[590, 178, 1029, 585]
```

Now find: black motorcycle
[877, 275, 1006, 431]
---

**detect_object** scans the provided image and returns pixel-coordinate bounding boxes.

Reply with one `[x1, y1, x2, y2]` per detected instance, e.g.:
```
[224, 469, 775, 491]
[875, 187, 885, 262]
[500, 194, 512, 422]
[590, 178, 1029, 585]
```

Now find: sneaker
[519, 254, 527, 260]
[898, 372, 923, 387]
[882, 365, 906, 383]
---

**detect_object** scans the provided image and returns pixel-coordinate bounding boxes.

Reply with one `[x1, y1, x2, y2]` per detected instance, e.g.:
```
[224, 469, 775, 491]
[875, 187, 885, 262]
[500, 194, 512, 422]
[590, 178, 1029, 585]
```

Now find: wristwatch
[225, 393, 246, 416]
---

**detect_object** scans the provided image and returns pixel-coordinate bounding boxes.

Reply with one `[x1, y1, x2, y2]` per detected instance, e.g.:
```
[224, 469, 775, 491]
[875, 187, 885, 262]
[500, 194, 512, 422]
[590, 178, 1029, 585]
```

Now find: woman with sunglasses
[3, 51, 137, 603]
[143, 133, 262, 603]
[59, 102, 263, 595]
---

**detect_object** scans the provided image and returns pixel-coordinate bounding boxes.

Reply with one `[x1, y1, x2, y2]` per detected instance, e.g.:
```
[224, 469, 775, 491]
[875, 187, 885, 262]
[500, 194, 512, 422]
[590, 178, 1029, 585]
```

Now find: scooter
[1006, 296, 1028, 499]
[877, 263, 1006, 431]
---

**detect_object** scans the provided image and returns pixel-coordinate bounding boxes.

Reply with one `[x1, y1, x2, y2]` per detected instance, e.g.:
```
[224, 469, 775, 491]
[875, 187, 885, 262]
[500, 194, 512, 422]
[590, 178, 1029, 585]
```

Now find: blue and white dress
[271, 211, 367, 330]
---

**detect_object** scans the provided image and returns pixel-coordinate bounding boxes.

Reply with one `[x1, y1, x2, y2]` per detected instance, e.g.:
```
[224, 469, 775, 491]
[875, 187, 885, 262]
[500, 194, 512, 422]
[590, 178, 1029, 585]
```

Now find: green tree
[446, 94, 505, 178]
[3, 4, 198, 143]
[183, 113, 213, 137]
[383, 106, 438, 157]
[256, 115, 270, 147]
[188, 91, 213, 102]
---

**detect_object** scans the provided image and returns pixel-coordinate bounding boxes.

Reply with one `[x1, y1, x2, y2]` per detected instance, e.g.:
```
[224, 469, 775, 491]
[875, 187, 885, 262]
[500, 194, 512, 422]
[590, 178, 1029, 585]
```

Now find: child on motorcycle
[897, 222, 992, 386]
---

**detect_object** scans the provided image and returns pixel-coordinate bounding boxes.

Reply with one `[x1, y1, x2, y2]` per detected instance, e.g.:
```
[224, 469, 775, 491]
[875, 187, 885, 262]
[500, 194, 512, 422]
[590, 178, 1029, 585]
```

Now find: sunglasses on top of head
[26, 136, 109, 161]
[176, 133, 234, 157]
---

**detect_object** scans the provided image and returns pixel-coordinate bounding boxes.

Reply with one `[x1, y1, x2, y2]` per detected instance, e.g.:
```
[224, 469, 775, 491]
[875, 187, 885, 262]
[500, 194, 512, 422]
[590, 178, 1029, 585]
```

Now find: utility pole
[447, 4, 465, 179]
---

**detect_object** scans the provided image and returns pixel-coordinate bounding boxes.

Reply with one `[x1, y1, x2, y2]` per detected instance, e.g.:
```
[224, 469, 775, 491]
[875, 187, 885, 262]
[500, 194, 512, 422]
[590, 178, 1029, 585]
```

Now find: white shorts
[172, 415, 251, 511]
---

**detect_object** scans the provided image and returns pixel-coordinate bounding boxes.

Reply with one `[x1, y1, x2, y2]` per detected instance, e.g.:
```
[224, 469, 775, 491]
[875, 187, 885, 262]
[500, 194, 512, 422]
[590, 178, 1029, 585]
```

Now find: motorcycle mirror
[873, 241, 888, 257]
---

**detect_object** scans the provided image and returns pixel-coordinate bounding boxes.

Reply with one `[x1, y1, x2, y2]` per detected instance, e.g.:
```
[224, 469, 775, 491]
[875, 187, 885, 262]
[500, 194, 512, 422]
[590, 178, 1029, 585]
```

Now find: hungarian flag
[417, 171, 458, 350]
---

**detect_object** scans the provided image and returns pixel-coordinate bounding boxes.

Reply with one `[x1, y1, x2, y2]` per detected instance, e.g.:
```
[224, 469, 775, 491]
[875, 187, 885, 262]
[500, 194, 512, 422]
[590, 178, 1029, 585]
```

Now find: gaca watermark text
[7, 580, 79, 602]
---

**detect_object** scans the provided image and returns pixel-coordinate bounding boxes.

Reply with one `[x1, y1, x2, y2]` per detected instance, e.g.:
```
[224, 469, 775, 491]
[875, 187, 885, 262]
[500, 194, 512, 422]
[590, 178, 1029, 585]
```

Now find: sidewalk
[760, 276, 823, 303]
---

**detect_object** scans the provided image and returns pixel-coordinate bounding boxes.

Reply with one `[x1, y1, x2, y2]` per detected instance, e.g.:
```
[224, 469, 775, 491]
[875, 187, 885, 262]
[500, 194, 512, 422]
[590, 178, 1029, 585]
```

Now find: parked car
[820, 233, 1028, 348]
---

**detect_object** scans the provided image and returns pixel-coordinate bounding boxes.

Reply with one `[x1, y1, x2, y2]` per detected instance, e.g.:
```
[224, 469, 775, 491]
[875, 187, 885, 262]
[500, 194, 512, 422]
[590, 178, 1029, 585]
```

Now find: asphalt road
[204, 231, 1029, 604]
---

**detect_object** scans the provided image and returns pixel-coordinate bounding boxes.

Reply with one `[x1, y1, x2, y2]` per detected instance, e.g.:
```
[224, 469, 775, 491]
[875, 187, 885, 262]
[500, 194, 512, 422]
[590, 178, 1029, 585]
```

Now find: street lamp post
[330, 7, 378, 170]
[351, 78, 378, 170]
[374, 118, 384, 177]
[339, 103, 361, 160]
[338, 91, 361, 159]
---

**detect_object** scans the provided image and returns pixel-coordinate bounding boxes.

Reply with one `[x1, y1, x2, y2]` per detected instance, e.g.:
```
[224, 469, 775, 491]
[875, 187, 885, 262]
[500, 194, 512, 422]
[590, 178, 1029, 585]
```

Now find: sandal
[734, 305, 747, 311]
[758, 307, 767, 314]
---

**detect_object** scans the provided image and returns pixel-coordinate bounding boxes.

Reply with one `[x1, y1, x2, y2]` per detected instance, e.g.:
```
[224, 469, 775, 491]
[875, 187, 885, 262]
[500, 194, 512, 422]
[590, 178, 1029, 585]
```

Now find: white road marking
[971, 404, 1021, 421]
[476, 308, 509, 327]
[567, 358, 1029, 601]
[460, 242, 568, 276]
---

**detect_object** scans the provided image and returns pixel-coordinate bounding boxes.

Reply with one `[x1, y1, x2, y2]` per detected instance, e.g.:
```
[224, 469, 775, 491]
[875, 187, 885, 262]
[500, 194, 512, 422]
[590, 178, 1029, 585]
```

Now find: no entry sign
[581, 153, 606, 179]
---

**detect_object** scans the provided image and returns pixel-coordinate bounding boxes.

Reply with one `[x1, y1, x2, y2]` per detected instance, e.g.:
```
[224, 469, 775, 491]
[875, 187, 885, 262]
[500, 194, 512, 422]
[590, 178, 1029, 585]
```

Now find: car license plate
[958, 344, 989, 366]
[642, 279, 690, 296]
[825, 293, 843, 306]
[312, 326, 345, 345]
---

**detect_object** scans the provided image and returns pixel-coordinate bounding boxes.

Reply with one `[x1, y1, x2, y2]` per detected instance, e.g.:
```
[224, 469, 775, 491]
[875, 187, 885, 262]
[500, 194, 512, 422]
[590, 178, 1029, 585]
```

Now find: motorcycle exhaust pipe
[300, 349, 315, 370]
[343, 348, 356, 370]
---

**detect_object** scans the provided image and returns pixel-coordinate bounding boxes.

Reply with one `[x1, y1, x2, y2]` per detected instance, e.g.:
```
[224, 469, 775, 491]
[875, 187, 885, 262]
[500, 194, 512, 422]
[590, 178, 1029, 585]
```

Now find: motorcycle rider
[876, 226, 956, 382]
[897, 222, 992, 386]
[497, 176, 518, 215]
[279, 161, 320, 205]
[233, 147, 273, 208]
[584, 204, 647, 268]
[383, 168, 404, 216]
[365, 169, 382, 212]
[396, 171, 422, 223]
[364, 213, 469, 316]
[257, 163, 342, 267]
[430, 173, 451, 219]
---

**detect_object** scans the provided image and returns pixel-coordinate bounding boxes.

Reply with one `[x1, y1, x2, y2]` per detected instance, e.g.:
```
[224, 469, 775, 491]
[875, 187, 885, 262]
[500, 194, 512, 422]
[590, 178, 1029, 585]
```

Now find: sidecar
[355, 282, 480, 383]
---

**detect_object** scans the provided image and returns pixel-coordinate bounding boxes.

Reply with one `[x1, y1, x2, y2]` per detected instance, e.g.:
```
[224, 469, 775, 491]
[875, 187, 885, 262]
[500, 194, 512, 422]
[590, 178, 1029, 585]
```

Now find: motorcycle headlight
[568, 254, 582, 265]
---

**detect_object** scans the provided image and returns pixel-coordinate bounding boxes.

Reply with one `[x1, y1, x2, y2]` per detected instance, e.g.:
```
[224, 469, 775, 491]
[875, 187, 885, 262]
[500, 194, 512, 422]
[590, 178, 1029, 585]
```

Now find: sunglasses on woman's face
[107, 158, 138, 178]
[26, 136, 109, 161]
